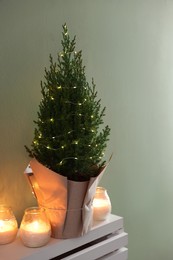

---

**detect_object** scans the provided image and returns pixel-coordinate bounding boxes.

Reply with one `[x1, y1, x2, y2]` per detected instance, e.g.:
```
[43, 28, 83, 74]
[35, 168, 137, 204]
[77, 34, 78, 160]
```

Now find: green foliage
[26, 24, 110, 181]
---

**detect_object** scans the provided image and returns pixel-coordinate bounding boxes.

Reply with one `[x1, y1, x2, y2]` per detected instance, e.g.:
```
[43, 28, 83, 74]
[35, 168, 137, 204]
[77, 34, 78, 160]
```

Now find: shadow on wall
[0, 167, 37, 224]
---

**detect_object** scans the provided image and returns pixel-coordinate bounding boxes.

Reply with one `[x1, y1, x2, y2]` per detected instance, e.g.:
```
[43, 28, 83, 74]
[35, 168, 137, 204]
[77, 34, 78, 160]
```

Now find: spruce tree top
[26, 24, 110, 181]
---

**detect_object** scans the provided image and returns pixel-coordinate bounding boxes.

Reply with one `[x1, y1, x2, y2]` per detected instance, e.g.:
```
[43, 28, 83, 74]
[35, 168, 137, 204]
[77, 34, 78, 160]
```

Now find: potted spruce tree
[25, 24, 110, 238]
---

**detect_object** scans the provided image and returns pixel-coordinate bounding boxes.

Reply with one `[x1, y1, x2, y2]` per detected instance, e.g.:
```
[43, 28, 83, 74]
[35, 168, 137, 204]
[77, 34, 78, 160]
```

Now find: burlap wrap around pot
[24, 158, 106, 239]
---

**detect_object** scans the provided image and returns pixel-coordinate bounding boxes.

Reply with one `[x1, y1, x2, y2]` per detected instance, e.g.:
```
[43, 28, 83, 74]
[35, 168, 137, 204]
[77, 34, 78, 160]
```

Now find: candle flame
[32, 221, 39, 230]
[0, 220, 4, 229]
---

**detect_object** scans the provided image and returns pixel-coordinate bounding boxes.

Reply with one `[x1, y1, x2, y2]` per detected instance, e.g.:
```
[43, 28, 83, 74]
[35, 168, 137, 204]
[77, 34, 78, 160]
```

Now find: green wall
[1, 1, 173, 259]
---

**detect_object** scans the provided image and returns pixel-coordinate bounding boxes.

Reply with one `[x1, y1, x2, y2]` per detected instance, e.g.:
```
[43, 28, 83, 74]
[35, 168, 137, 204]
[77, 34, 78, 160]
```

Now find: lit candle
[20, 207, 51, 247]
[93, 187, 111, 221]
[0, 206, 18, 245]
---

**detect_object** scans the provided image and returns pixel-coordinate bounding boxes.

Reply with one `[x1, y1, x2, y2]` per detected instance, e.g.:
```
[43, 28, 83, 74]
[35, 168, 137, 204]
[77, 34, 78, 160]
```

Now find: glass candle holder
[93, 187, 112, 221]
[0, 205, 18, 245]
[20, 207, 51, 248]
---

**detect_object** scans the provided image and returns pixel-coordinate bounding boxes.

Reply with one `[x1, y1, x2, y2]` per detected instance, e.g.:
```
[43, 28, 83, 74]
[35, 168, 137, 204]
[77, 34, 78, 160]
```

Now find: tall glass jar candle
[93, 187, 112, 221]
[20, 207, 51, 248]
[0, 205, 18, 244]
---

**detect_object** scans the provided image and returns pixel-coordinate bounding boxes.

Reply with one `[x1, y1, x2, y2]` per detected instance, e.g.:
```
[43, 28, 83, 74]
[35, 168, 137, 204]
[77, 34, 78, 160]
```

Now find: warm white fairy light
[59, 157, 78, 166]
[50, 118, 54, 123]
[57, 86, 62, 89]
[72, 140, 79, 145]
[39, 119, 44, 123]
[36, 131, 76, 143]
[44, 145, 60, 151]
[65, 100, 87, 106]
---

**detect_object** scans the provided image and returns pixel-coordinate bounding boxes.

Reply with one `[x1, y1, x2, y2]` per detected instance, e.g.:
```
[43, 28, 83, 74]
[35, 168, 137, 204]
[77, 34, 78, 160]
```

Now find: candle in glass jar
[93, 187, 111, 221]
[20, 220, 51, 247]
[20, 207, 51, 248]
[0, 207, 18, 245]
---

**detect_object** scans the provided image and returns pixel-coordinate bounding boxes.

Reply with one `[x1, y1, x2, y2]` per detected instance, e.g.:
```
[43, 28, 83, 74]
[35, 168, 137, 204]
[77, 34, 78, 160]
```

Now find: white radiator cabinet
[0, 214, 128, 260]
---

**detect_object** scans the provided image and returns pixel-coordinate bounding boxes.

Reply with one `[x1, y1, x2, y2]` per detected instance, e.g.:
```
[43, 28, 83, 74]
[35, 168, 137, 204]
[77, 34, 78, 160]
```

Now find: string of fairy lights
[33, 91, 106, 167]
[33, 119, 105, 168]
[27, 23, 110, 175]
[33, 126, 105, 166]
[34, 80, 106, 169]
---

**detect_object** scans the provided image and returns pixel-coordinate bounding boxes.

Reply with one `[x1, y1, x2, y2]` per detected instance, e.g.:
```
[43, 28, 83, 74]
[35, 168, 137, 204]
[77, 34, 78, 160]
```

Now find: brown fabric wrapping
[24, 158, 106, 238]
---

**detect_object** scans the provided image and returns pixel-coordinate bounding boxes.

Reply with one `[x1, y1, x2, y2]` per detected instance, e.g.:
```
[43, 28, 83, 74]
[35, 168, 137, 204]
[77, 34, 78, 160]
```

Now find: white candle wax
[0, 220, 17, 244]
[20, 220, 51, 248]
[93, 199, 111, 221]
